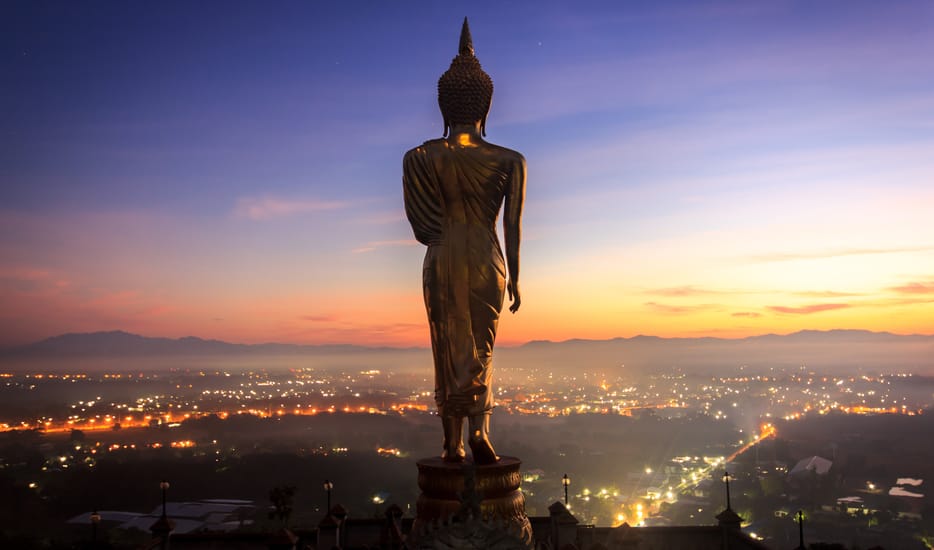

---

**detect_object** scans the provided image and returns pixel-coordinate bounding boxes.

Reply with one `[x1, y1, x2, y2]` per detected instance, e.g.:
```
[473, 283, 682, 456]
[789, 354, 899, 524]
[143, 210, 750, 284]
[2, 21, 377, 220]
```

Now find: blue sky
[2, 1, 934, 346]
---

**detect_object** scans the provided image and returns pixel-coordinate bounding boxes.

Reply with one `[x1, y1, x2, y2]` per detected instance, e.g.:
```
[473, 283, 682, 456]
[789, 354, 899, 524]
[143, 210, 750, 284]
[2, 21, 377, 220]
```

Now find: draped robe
[403, 138, 525, 417]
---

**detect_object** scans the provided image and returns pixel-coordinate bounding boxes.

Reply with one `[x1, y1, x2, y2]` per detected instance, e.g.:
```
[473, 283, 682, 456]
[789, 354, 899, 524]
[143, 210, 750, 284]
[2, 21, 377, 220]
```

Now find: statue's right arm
[504, 153, 526, 314]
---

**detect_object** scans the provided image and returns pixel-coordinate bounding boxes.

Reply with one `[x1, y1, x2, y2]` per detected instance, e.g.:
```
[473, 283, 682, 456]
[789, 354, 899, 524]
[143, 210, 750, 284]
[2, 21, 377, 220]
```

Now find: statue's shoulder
[405, 139, 447, 158]
[485, 142, 526, 167]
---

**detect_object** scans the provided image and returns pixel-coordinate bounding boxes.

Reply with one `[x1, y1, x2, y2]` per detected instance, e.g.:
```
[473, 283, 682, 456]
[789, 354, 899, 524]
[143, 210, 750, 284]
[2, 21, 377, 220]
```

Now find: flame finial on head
[459, 17, 474, 57]
[438, 17, 494, 136]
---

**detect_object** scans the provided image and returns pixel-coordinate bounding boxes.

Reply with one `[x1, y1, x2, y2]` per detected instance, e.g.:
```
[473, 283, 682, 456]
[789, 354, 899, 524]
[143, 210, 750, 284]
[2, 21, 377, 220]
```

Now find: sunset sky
[3, 1, 933, 347]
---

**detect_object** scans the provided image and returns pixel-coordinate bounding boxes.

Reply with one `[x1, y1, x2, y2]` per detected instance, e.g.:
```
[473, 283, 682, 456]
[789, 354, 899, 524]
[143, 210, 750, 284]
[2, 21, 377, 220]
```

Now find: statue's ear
[480, 99, 491, 137]
[443, 117, 451, 138]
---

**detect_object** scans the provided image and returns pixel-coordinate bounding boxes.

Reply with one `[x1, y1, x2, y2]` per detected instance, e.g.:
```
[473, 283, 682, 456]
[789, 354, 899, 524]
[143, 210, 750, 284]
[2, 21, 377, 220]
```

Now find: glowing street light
[372, 494, 385, 517]
[562, 474, 570, 506]
[151, 479, 174, 550]
[323, 479, 334, 511]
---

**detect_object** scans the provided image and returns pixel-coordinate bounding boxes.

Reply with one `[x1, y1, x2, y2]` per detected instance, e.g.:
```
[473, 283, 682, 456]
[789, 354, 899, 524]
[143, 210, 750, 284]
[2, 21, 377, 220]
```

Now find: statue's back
[409, 138, 523, 234]
[402, 17, 525, 468]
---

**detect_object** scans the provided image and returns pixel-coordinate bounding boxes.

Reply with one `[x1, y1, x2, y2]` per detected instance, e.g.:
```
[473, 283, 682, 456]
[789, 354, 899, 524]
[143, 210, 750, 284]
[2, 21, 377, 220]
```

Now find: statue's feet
[442, 447, 466, 462]
[441, 415, 466, 462]
[469, 438, 499, 465]
[467, 415, 499, 465]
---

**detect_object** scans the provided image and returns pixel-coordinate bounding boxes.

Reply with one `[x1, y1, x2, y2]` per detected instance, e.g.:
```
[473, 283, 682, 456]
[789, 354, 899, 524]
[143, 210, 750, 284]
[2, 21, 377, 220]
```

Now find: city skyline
[3, 1, 934, 347]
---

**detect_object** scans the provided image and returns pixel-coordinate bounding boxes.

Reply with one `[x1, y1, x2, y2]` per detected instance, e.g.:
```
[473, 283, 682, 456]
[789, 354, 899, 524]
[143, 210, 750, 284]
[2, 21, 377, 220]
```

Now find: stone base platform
[409, 456, 532, 549]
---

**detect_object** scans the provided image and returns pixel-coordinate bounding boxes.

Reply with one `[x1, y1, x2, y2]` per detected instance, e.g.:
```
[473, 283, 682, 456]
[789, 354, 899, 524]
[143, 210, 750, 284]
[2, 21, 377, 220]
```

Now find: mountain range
[1, 330, 409, 357]
[2, 329, 933, 375]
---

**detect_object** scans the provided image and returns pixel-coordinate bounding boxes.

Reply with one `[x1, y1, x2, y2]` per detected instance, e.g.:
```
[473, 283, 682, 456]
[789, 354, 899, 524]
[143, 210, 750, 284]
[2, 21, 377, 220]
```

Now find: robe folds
[403, 138, 524, 417]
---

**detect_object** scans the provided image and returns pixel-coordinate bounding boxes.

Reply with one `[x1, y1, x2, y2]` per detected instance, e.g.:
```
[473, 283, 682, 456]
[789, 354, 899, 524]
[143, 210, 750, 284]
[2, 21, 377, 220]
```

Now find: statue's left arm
[402, 147, 442, 245]
[504, 153, 526, 314]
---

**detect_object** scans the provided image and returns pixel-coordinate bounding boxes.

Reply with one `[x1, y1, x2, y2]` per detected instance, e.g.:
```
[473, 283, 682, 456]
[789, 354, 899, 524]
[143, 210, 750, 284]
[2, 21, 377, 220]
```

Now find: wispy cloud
[643, 285, 776, 297]
[793, 290, 865, 298]
[352, 240, 419, 254]
[299, 314, 338, 323]
[747, 247, 933, 263]
[0, 266, 52, 281]
[889, 281, 934, 294]
[352, 210, 407, 226]
[643, 302, 718, 315]
[501, 13, 934, 128]
[732, 311, 763, 318]
[0, 265, 71, 293]
[234, 196, 348, 220]
[863, 297, 934, 308]
[84, 290, 174, 318]
[645, 286, 724, 297]
[767, 303, 851, 315]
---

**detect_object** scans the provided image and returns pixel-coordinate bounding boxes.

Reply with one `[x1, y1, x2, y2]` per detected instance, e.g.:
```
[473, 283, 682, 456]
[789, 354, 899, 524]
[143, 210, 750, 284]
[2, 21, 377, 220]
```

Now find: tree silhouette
[268, 485, 296, 527]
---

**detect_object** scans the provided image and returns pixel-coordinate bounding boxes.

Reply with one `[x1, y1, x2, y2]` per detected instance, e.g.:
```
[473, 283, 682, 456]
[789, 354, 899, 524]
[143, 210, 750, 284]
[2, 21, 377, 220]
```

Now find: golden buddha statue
[403, 18, 526, 465]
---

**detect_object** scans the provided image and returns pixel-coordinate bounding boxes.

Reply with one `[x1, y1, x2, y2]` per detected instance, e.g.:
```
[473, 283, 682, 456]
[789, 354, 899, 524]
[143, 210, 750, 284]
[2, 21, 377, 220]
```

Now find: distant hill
[2, 329, 933, 375]
[9, 331, 248, 356]
[0, 331, 429, 374]
[1, 330, 405, 357]
[501, 329, 934, 374]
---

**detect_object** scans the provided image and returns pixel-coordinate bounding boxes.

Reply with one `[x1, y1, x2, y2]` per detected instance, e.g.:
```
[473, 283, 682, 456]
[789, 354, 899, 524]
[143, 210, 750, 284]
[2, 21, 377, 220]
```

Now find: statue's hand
[507, 280, 521, 313]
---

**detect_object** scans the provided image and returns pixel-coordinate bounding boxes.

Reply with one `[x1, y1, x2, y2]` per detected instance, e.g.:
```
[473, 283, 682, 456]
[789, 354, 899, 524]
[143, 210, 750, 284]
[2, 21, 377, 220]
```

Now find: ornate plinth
[409, 456, 532, 549]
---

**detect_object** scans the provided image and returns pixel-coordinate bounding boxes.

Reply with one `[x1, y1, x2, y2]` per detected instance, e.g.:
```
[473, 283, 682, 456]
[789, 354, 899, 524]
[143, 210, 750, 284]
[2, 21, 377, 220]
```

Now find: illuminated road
[673, 423, 776, 494]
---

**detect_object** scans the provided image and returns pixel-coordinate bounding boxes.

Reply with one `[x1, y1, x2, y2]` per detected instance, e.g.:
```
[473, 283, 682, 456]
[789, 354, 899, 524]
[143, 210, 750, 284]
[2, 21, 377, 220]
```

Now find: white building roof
[889, 487, 924, 498]
[68, 500, 256, 535]
[895, 478, 923, 487]
[789, 456, 833, 476]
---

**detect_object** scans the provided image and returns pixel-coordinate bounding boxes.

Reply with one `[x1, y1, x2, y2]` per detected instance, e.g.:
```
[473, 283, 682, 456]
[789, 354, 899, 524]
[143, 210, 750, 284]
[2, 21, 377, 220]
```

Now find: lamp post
[796, 509, 805, 550]
[150, 480, 173, 550]
[159, 480, 170, 519]
[562, 474, 570, 506]
[323, 479, 333, 512]
[722, 471, 733, 511]
[90, 510, 101, 547]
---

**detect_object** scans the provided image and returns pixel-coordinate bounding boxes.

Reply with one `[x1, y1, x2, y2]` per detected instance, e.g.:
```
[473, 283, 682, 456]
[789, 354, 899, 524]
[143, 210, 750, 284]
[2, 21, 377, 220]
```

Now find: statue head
[438, 18, 493, 137]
